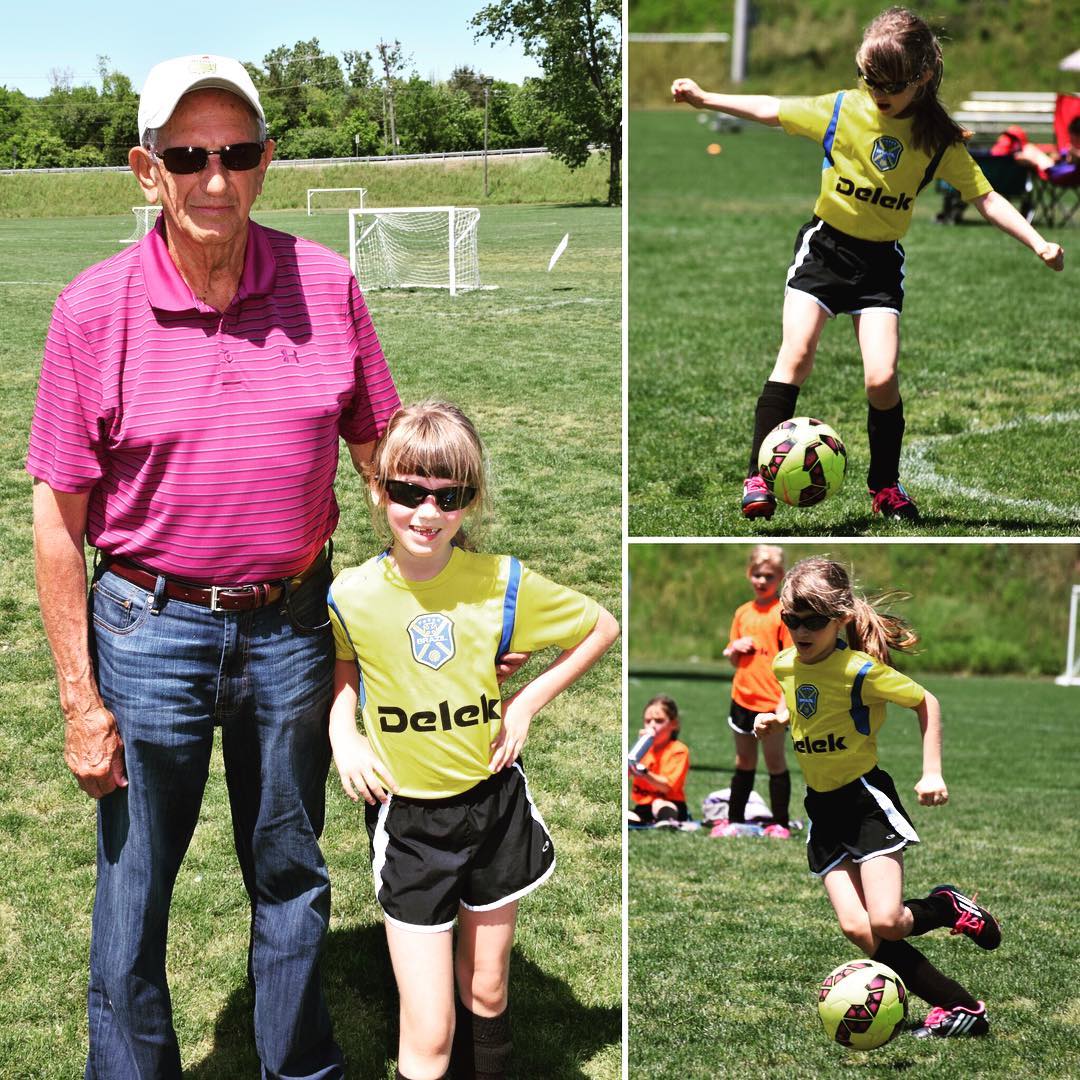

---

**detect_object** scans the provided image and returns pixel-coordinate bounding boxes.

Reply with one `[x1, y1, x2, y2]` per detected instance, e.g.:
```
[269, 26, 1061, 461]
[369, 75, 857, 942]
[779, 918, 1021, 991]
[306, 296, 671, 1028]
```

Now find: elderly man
[28, 55, 398, 1078]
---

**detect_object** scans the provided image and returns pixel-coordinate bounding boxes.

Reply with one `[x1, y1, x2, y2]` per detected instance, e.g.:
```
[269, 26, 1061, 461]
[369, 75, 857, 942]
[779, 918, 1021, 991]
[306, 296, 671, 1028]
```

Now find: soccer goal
[120, 205, 162, 244]
[348, 207, 482, 296]
[307, 187, 367, 215]
[1056, 584, 1080, 686]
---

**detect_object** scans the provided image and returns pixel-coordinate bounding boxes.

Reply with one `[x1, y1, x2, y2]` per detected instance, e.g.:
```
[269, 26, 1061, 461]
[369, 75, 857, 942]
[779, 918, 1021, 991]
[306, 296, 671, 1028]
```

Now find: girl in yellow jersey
[754, 557, 1000, 1038]
[327, 402, 620, 1080]
[672, 7, 1064, 524]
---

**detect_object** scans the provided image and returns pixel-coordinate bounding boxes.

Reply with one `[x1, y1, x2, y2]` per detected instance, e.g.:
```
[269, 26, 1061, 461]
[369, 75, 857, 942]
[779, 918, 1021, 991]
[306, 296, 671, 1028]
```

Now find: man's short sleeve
[508, 564, 600, 654]
[338, 276, 400, 446]
[936, 142, 994, 203]
[26, 293, 106, 492]
[778, 93, 840, 142]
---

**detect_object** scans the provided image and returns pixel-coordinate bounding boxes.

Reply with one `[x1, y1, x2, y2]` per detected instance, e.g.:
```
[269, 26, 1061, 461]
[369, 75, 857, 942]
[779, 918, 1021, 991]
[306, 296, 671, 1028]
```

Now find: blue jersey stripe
[850, 659, 873, 735]
[822, 91, 845, 170]
[328, 591, 366, 709]
[498, 556, 522, 658]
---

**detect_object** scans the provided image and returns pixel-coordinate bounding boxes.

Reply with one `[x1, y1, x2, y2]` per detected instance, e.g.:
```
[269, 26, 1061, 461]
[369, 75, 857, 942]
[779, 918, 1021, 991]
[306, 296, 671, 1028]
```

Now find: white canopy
[1059, 48, 1080, 72]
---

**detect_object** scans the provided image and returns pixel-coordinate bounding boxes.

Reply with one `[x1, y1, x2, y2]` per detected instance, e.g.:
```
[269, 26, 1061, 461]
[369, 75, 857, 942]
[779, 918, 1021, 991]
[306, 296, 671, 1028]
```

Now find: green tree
[472, 0, 622, 204]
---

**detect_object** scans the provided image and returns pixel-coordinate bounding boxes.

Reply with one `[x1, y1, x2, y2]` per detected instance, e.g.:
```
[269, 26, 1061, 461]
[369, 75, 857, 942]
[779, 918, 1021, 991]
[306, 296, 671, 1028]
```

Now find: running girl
[672, 6, 1064, 522]
[327, 401, 619, 1080]
[718, 545, 793, 837]
[754, 556, 1000, 1038]
[627, 694, 691, 826]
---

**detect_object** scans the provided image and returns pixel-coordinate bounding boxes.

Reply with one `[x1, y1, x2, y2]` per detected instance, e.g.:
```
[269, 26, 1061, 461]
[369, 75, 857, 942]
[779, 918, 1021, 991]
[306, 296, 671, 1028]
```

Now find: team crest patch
[796, 683, 819, 718]
[407, 613, 455, 670]
[871, 135, 903, 172]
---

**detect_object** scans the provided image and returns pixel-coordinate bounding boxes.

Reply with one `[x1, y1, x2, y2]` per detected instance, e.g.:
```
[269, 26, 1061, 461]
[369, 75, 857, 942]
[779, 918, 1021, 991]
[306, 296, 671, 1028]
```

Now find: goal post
[120, 205, 162, 244]
[348, 207, 482, 296]
[307, 187, 367, 215]
[1056, 584, 1080, 686]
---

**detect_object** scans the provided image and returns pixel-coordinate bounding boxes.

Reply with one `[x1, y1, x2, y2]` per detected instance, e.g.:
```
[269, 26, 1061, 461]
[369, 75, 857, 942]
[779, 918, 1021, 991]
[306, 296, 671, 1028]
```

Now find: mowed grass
[0, 203, 621, 1078]
[628, 111, 1080, 536]
[627, 674, 1080, 1078]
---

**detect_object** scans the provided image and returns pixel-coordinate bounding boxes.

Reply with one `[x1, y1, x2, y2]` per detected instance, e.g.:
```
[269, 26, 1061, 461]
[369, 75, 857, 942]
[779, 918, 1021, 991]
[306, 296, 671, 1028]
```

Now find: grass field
[0, 203, 621, 1077]
[627, 672, 1080, 1079]
[628, 112, 1080, 537]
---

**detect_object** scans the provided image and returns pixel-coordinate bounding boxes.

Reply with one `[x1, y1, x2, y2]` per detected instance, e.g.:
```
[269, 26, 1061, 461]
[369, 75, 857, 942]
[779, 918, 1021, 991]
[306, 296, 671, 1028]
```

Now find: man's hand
[64, 704, 126, 799]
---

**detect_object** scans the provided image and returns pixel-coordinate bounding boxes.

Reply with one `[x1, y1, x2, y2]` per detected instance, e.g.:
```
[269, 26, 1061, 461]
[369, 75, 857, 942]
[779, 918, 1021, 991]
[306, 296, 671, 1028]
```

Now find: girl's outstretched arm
[912, 690, 948, 806]
[970, 190, 1065, 270]
[671, 78, 781, 126]
[489, 607, 620, 772]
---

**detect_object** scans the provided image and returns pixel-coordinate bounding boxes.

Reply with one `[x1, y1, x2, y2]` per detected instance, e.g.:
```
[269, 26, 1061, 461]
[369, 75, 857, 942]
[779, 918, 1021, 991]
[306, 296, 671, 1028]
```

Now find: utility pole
[483, 82, 491, 198]
[731, 0, 749, 84]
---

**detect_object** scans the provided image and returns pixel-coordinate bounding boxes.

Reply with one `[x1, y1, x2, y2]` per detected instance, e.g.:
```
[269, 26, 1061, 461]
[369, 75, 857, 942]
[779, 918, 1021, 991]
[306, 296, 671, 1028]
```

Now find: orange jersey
[631, 739, 690, 806]
[728, 597, 792, 712]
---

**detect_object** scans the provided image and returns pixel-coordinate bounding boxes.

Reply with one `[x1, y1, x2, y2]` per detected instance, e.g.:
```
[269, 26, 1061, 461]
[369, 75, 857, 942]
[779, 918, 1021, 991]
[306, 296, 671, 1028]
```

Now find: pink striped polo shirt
[27, 218, 400, 583]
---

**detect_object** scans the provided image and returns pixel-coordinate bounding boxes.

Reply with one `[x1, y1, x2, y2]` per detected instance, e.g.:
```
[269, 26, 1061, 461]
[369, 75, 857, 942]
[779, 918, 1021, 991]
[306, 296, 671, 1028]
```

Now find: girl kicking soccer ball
[672, 6, 1065, 523]
[754, 557, 1000, 1038]
[327, 401, 619, 1080]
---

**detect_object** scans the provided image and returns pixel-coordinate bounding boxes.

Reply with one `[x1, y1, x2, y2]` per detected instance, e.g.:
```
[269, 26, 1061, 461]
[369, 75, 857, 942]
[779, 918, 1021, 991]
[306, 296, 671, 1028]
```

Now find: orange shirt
[728, 597, 792, 712]
[631, 738, 690, 806]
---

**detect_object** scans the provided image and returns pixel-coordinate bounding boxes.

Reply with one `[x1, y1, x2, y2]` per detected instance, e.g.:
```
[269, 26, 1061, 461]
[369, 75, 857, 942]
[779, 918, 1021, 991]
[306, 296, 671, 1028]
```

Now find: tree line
[0, 3, 621, 203]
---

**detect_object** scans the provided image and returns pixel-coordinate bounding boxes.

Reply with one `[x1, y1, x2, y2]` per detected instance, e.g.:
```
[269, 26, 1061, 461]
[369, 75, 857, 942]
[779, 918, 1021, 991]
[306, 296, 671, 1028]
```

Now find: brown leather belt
[101, 554, 324, 612]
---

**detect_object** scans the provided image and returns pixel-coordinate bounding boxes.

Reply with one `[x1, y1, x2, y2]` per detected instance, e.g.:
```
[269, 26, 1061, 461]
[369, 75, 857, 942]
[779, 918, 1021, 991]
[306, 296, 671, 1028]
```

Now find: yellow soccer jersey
[328, 547, 600, 799]
[779, 89, 993, 241]
[773, 640, 926, 792]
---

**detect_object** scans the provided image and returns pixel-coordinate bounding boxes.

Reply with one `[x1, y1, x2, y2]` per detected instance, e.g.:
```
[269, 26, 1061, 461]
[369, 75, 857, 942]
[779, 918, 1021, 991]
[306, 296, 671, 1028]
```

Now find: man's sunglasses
[857, 69, 919, 95]
[385, 480, 477, 512]
[780, 611, 834, 632]
[150, 142, 265, 175]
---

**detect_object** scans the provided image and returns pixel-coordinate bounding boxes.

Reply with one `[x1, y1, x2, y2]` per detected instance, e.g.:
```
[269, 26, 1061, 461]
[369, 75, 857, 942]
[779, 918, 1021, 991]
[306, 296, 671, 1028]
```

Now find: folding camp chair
[936, 143, 1034, 224]
[1029, 93, 1080, 227]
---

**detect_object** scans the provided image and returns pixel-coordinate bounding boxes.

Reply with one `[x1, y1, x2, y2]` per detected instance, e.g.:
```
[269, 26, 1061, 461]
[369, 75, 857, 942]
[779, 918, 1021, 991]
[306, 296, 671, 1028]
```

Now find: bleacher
[952, 91, 1058, 140]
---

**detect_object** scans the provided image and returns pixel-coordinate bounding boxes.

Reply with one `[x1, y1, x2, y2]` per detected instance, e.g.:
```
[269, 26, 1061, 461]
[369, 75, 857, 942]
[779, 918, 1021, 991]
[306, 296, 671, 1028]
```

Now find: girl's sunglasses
[385, 480, 477, 512]
[857, 69, 919, 95]
[150, 142, 265, 175]
[780, 611, 834, 632]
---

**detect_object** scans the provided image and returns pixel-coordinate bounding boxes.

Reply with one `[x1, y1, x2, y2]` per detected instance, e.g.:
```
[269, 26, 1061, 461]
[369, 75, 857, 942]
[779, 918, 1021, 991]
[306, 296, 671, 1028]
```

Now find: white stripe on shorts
[857, 772, 920, 851]
[786, 218, 825, 285]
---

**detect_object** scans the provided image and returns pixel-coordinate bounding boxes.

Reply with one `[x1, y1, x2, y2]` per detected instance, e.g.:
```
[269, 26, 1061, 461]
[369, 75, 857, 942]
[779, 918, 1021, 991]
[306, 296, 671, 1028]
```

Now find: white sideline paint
[547, 232, 569, 271]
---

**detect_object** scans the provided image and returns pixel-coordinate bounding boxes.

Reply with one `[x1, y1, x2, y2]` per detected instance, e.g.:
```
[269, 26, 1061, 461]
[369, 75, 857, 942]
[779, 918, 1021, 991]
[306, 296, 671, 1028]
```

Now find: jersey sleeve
[862, 659, 926, 708]
[508, 563, 600, 654]
[327, 581, 359, 662]
[936, 142, 994, 202]
[778, 92, 840, 142]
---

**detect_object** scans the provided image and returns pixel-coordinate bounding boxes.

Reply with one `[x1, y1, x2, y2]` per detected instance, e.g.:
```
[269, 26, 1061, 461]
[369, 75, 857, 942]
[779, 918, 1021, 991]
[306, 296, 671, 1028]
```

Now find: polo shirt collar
[140, 216, 276, 312]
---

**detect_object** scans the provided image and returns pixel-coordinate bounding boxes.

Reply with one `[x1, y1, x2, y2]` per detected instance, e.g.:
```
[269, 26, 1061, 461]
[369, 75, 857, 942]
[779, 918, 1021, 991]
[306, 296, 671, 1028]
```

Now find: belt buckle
[209, 585, 226, 612]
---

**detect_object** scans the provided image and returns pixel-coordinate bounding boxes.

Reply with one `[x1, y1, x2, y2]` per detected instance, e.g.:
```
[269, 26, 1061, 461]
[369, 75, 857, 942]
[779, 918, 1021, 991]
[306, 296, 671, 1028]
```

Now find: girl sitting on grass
[672, 6, 1064, 524]
[627, 694, 691, 827]
[326, 401, 619, 1080]
[754, 556, 1000, 1038]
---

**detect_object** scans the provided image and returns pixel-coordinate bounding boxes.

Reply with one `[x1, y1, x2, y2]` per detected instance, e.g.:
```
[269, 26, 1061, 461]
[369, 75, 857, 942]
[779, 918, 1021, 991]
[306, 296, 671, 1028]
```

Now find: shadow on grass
[186, 920, 619, 1079]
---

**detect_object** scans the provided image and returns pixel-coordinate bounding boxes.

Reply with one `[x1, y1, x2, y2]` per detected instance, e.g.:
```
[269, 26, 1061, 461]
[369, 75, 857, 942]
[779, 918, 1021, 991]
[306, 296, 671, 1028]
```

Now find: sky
[0, 0, 541, 97]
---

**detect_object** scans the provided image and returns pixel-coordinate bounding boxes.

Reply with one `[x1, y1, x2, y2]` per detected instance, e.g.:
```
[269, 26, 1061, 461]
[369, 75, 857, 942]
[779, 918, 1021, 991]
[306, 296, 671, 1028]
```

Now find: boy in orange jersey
[719, 546, 793, 836]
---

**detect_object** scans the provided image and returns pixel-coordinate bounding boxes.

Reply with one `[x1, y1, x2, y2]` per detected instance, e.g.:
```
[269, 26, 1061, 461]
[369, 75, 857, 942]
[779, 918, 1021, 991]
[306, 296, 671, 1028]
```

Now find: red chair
[1030, 93, 1080, 227]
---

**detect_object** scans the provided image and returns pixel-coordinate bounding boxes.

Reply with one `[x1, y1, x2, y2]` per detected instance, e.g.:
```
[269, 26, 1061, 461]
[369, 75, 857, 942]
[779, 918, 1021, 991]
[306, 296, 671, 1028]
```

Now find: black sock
[654, 803, 677, 823]
[872, 939, 978, 1010]
[748, 380, 800, 477]
[452, 1004, 511, 1080]
[768, 770, 791, 827]
[904, 892, 956, 936]
[728, 768, 755, 823]
[866, 398, 905, 490]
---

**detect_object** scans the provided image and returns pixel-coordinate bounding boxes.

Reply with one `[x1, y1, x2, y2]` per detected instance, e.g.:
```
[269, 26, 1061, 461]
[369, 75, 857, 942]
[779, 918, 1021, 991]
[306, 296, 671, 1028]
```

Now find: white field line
[903, 411, 1080, 520]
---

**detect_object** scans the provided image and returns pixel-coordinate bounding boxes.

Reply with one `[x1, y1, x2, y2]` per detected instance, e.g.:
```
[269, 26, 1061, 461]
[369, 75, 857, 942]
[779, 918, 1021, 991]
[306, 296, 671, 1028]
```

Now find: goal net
[348, 207, 482, 296]
[307, 187, 367, 215]
[121, 205, 162, 243]
[1056, 584, 1080, 686]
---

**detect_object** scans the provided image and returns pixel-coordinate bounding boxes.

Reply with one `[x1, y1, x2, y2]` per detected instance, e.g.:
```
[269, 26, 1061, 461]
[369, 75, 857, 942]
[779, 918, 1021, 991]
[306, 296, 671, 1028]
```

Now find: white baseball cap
[138, 54, 265, 138]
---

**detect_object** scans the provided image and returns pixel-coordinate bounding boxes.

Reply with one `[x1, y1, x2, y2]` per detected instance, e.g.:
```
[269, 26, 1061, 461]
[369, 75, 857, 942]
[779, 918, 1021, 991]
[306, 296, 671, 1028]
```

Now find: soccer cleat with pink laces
[762, 823, 791, 838]
[741, 476, 776, 520]
[911, 1001, 989, 1039]
[929, 885, 1002, 950]
[869, 482, 920, 521]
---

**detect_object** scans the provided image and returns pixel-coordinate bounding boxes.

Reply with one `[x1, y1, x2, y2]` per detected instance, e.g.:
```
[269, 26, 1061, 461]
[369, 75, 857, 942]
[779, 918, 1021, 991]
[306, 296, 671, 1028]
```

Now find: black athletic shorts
[630, 799, 690, 824]
[727, 699, 758, 735]
[364, 763, 555, 932]
[804, 766, 919, 877]
[785, 217, 906, 316]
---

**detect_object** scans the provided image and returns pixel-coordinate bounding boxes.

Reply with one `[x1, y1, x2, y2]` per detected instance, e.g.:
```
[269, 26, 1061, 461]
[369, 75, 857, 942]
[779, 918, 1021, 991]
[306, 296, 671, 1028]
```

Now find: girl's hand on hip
[331, 728, 397, 805]
[489, 700, 533, 771]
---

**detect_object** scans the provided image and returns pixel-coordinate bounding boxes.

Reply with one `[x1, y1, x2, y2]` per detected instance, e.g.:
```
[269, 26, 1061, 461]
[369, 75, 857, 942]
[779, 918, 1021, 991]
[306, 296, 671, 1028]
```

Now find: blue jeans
[86, 559, 344, 1080]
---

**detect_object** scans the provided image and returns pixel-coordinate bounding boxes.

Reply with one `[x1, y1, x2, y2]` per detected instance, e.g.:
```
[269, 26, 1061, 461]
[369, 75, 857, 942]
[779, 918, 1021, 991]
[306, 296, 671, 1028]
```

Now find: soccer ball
[818, 960, 908, 1050]
[758, 417, 847, 506]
